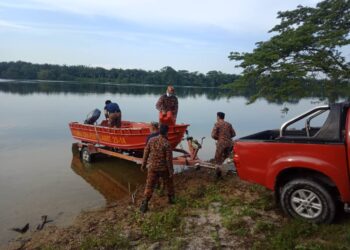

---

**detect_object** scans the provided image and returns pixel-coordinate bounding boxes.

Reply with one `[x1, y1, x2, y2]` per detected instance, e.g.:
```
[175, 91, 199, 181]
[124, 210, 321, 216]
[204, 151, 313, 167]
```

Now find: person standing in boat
[156, 85, 178, 125]
[211, 112, 236, 165]
[140, 124, 175, 213]
[104, 100, 122, 128]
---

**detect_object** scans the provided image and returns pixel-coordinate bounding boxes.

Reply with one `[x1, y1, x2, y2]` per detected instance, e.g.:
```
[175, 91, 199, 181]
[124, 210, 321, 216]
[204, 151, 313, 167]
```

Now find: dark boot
[168, 195, 175, 204]
[215, 167, 223, 179]
[140, 199, 149, 213]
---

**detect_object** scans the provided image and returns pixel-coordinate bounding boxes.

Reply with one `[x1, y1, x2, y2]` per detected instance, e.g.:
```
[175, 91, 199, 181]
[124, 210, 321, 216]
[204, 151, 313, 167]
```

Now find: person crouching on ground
[140, 124, 175, 213]
[211, 112, 236, 165]
[104, 100, 122, 128]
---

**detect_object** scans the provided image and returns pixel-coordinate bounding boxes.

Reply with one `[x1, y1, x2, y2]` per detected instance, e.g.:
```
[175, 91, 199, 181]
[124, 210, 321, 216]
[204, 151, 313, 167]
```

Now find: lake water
[0, 81, 333, 245]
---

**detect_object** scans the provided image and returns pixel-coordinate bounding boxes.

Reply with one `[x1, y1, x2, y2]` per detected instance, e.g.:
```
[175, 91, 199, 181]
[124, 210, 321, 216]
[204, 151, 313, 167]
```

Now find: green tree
[229, 0, 350, 101]
[160, 66, 180, 85]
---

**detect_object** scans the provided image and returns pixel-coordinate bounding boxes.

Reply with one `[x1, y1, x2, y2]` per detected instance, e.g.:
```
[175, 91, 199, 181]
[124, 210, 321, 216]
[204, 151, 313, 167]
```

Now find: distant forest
[0, 61, 239, 87]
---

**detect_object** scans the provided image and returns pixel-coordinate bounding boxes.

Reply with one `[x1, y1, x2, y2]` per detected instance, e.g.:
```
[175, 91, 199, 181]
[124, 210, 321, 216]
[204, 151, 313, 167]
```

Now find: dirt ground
[4, 168, 350, 250]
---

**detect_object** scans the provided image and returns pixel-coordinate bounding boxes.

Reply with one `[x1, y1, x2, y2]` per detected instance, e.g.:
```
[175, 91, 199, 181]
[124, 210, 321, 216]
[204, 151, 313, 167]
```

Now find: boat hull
[69, 121, 189, 151]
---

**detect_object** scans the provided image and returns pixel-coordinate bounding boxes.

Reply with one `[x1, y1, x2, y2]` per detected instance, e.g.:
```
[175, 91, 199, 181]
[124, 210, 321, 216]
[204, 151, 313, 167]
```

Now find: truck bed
[239, 127, 325, 142]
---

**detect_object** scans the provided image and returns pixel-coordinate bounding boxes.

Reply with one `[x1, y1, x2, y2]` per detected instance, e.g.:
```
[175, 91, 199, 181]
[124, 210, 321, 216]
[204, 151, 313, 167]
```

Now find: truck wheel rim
[290, 189, 322, 219]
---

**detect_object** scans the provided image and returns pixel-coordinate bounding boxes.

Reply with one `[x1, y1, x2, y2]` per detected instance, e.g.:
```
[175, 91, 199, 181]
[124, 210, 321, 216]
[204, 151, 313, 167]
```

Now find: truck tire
[81, 147, 93, 163]
[280, 178, 336, 223]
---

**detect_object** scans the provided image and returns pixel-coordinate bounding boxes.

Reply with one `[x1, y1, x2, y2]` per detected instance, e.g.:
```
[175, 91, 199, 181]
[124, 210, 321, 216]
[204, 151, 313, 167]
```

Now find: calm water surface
[0, 81, 331, 244]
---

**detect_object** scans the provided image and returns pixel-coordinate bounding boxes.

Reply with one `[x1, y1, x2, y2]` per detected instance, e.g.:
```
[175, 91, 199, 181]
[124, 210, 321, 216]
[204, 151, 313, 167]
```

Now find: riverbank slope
[5, 169, 350, 250]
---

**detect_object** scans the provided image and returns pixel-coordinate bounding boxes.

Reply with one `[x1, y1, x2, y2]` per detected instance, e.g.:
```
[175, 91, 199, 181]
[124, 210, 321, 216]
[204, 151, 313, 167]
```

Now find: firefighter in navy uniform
[211, 112, 236, 165]
[140, 124, 175, 213]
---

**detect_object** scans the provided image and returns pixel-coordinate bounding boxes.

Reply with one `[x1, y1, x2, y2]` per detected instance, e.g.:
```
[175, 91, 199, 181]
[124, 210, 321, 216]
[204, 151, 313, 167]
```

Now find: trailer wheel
[280, 178, 336, 223]
[81, 147, 93, 163]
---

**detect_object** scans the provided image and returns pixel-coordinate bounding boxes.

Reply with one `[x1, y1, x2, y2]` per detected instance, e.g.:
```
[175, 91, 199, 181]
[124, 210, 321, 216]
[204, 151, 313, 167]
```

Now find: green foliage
[210, 228, 222, 249]
[251, 195, 275, 211]
[264, 220, 319, 250]
[0, 61, 239, 87]
[141, 207, 183, 240]
[80, 226, 130, 250]
[229, 0, 350, 101]
[192, 184, 225, 208]
[255, 220, 276, 234]
[223, 217, 250, 236]
[166, 238, 187, 250]
[220, 200, 252, 236]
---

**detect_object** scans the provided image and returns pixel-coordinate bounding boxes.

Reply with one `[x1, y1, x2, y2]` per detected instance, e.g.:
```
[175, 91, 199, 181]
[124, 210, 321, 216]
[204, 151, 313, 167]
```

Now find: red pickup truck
[233, 102, 350, 223]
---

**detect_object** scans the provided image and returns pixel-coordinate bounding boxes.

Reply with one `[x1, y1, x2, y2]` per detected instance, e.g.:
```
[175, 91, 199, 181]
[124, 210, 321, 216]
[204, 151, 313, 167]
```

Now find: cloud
[0, 16, 211, 50]
[5, 0, 318, 33]
[0, 19, 31, 30]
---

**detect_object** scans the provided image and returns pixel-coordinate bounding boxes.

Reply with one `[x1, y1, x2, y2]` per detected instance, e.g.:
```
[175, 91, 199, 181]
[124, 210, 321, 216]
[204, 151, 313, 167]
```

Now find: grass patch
[226, 197, 241, 207]
[248, 184, 267, 193]
[294, 242, 328, 250]
[39, 246, 61, 250]
[175, 195, 202, 209]
[211, 228, 222, 249]
[166, 238, 187, 250]
[141, 206, 183, 240]
[220, 196, 259, 237]
[223, 217, 249, 237]
[240, 205, 259, 218]
[255, 220, 276, 234]
[203, 185, 224, 203]
[249, 192, 275, 211]
[252, 217, 350, 250]
[267, 221, 318, 249]
[220, 204, 250, 237]
[176, 184, 224, 210]
[80, 226, 130, 250]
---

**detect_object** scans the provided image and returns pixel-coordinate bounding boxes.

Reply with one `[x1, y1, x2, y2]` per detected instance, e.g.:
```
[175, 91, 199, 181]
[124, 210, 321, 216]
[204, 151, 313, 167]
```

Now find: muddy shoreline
[4, 169, 350, 250]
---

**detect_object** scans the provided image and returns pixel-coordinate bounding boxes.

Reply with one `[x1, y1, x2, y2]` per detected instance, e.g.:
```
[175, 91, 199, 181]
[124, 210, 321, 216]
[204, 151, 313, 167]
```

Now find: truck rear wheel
[280, 178, 336, 223]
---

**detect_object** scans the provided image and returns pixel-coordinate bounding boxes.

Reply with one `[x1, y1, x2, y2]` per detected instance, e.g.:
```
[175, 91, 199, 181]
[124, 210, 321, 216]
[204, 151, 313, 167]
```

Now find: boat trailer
[76, 134, 217, 170]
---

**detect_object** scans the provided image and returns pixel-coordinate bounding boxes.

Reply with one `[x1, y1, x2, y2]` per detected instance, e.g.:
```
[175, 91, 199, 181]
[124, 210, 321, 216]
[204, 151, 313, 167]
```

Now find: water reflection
[0, 80, 348, 104]
[71, 144, 146, 204]
[0, 81, 228, 100]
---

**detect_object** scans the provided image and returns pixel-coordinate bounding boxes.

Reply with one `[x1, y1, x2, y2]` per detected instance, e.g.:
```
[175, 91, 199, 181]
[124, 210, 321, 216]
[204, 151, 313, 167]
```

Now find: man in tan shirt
[211, 112, 236, 165]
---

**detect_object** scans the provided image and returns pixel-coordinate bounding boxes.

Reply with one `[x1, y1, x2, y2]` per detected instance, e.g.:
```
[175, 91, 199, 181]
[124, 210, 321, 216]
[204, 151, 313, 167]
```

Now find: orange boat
[69, 120, 216, 171]
[69, 120, 189, 151]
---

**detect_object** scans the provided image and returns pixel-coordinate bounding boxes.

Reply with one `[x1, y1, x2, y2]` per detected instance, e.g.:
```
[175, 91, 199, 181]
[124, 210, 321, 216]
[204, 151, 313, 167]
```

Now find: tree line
[0, 61, 239, 87]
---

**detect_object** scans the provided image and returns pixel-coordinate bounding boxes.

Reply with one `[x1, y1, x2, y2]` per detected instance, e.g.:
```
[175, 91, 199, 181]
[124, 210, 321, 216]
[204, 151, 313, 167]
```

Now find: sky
[0, 0, 321, 74]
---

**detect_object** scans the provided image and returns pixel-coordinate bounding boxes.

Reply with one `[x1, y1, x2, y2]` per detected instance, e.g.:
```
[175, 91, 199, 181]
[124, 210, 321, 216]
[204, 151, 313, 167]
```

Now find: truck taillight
[233, 154, 240, 168]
